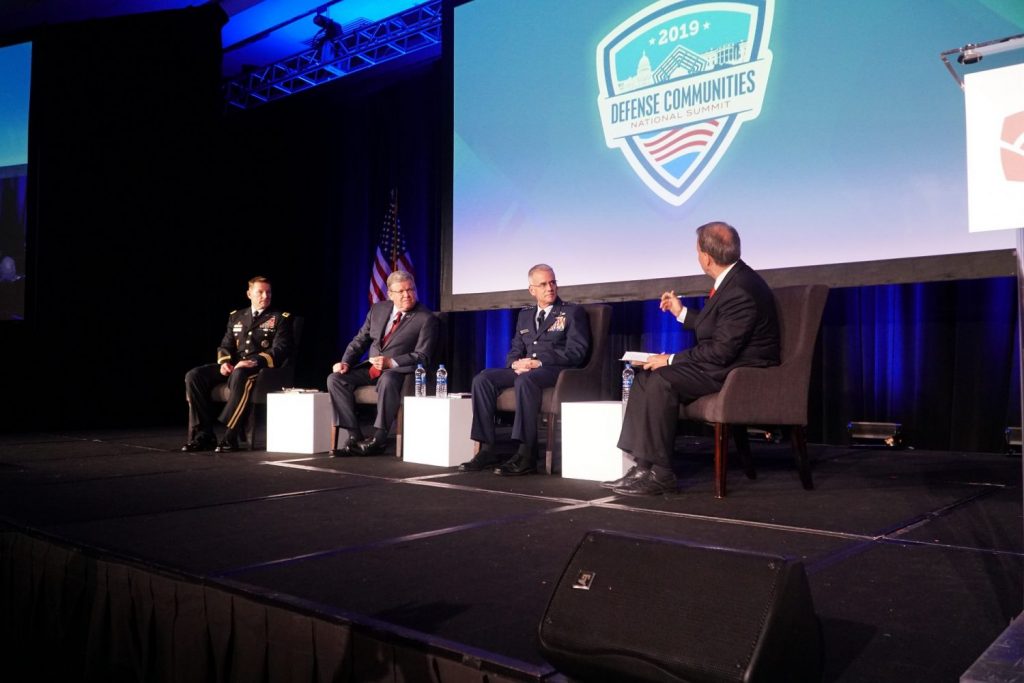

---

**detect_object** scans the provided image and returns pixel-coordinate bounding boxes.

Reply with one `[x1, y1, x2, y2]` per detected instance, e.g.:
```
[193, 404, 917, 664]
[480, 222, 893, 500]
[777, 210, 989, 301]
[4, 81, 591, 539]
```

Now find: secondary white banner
[965, 62, 1024, 232]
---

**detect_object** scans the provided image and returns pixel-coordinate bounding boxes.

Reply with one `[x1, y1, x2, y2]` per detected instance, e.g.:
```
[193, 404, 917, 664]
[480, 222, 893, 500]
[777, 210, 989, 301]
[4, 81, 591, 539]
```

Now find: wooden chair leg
[396, 404, 404, 460]
[247, 409, 258, 451]
[544, 412, 557, 475]
[713, 422, 729, 498]
[791, 425, 814, 490]
[730, 425, 756, 480]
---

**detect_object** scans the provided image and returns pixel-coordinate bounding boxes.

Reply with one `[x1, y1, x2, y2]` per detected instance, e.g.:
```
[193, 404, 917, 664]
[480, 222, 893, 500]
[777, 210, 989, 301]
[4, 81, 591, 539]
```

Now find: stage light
[1005, 427, 1021, 456]
[940, 33, 1024, 87]
[957, 46, 982, 65]
[847, 421, 903, 448]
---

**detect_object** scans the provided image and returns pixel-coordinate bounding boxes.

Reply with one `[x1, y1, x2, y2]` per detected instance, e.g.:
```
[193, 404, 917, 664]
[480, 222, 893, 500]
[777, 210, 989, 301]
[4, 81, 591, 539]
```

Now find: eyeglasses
[530, 280, 557, 289]
[389, 287, 416, 296]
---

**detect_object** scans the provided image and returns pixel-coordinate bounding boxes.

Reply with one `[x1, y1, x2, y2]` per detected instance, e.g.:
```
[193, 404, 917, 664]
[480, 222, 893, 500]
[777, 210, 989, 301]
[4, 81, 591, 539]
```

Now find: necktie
[536, 309, 546, 330]
[370, 312, 403, 379]
[708, 288, 716, 299]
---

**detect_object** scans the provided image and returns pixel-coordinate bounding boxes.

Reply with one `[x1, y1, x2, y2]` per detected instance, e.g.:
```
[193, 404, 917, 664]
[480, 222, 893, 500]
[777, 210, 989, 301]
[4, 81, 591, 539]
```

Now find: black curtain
[0, 6, 224, 431]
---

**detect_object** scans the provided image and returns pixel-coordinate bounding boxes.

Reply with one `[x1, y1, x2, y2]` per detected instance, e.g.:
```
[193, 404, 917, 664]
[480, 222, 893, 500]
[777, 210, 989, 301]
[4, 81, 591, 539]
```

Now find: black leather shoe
[612, 468, 677, 496]
[181, 433, 216, 452]
[495, 449, 536, 476]
[457, 446, 502, 472]
[214, 432, 240, 453]
[330, 436, 361, 457]
[355, 436, 387, 456]
[600, 465, 642, 489]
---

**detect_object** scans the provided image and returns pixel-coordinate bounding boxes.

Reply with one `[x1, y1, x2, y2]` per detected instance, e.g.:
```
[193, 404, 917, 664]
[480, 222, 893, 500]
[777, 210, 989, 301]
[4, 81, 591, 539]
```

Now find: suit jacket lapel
[381, 308, 416, 350]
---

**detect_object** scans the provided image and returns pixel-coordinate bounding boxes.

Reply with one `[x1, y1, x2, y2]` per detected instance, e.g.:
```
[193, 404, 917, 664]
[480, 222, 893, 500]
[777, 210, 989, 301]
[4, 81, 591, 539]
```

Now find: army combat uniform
[184, 308, 294, 441]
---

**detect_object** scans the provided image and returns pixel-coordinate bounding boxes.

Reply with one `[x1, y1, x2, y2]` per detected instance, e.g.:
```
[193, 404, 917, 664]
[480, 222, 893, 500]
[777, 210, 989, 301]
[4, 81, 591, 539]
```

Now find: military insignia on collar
[550, 314, 567, 332]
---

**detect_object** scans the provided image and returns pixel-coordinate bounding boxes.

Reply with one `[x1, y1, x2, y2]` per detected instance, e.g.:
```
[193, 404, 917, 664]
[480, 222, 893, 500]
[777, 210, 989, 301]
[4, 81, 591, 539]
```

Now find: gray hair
[386, 270, 416, 289]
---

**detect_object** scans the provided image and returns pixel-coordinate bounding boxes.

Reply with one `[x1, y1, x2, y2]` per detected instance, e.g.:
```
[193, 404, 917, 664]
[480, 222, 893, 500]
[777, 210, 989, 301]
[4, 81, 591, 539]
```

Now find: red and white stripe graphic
[641, 118, 722, 165]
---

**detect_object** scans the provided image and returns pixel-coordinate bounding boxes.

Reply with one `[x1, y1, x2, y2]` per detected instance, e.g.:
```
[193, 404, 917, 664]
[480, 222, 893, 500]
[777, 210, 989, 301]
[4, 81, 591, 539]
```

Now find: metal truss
[224, 0, 442, 112]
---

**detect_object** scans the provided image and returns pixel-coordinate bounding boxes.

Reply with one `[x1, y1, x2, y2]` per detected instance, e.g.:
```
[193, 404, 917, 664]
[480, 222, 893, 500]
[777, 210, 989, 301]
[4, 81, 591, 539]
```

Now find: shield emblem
[596, 0, 774, 206]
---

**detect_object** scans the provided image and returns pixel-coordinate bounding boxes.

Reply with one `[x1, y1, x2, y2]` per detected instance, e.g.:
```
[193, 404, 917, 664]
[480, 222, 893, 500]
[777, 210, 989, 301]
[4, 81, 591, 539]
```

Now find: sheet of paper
[620, 351, 652, 363]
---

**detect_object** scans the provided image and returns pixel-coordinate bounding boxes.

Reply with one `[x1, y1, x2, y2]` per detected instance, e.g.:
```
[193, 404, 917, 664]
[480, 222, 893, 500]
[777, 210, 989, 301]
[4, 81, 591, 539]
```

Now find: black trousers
[616, 364, 721, 468]
[470, 366, 562, 447]
[184, 363, 261, 436]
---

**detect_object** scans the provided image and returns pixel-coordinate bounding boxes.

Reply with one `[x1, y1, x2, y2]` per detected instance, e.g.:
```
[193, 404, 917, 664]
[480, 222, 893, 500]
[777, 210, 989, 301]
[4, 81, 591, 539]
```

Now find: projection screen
[445, 0, 1023, 310]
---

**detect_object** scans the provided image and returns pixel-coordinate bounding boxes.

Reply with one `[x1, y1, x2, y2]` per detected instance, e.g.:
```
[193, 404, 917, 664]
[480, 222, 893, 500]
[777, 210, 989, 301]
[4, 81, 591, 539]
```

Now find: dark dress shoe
[330, 436, 361, 457]
[355, 436, 387, 456]
[495, 451, 536, 476]
[600, 464, 642, 489]
[214, 432, 240, 453]
[181, 434, 216, 452]
[612, 467, 677, 496]
[457, 447, 502, 472]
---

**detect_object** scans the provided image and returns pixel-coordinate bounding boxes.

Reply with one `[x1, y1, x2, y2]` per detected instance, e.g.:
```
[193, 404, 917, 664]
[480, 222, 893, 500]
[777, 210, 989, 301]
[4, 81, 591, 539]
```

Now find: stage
[0, 427, 1021, 681]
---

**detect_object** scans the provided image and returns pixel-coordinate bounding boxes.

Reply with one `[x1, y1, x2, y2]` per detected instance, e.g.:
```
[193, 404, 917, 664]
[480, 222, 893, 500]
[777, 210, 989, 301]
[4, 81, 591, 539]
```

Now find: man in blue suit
[459, 264, 591, 475]
[612, 222, 781, 495]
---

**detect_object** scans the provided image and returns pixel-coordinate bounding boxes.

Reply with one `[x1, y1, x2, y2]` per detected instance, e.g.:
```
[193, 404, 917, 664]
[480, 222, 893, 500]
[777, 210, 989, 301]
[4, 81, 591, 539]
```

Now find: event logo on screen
[1000, 111, 1024, 182]
[596, 0, 774, 206]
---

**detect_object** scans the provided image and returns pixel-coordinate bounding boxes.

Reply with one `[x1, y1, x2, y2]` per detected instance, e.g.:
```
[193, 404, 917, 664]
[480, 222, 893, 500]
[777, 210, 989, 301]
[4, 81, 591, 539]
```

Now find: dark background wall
[0, 7, 1018, 454]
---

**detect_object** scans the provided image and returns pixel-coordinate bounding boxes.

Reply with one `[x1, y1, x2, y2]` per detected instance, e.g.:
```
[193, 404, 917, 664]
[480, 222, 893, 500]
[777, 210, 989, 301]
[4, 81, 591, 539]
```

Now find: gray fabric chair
[494, 303, 612, 474]
[679, 285, 829, 497]
[209, 315, 304, 451]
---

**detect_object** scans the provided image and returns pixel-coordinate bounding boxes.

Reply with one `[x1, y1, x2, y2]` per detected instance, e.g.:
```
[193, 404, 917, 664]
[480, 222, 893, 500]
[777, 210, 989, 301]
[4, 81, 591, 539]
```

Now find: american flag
[368, 189, 415, 304]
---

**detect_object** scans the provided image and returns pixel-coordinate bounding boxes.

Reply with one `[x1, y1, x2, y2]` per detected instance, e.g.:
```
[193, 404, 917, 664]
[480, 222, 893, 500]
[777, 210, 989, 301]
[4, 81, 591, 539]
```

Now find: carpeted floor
[0, 427, 1020, 681]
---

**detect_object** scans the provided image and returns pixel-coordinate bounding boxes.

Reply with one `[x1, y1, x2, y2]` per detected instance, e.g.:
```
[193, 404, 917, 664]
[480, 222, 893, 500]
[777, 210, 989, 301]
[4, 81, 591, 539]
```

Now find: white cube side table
[403, 396, 475, 467]
[266, 391, 333, 454]
[561, 400, 630, 481]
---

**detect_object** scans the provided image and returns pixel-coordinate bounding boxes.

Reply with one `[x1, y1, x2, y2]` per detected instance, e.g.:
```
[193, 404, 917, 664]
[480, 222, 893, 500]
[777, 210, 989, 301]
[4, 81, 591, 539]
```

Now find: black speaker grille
[540, 531, 818, 683]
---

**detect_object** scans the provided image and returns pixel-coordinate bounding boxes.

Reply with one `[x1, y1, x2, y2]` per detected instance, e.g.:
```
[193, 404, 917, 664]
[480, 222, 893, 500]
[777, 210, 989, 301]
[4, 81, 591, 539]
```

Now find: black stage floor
[0, 428, 1021, 682]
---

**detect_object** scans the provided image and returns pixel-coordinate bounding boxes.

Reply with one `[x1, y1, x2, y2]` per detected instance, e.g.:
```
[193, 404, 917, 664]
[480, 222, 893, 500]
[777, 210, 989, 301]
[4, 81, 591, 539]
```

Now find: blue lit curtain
[440, 280, 1019, 453]
[815, 278, 1019, 452]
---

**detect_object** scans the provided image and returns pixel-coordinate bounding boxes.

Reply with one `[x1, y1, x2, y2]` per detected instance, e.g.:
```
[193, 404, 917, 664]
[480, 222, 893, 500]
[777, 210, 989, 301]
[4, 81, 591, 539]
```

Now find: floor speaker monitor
[538, 530, 823, 682]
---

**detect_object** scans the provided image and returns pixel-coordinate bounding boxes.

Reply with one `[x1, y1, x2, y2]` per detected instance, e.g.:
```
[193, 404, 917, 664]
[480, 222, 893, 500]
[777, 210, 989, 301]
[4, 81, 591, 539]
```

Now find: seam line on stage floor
[265, 459, 1019, 552]
[210, 501, 593, 578]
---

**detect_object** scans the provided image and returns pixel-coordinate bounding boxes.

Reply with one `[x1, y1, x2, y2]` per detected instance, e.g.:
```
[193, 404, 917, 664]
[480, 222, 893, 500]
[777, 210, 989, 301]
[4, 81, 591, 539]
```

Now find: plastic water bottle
[621, 362, 634, 404]
[414, 364, 426, 397]
[436, 363, 448, 398]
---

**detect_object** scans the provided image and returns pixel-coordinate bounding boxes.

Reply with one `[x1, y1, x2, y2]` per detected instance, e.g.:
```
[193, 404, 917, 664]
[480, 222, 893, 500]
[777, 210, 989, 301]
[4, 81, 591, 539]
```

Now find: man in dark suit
[327, 270, 438, 456]
[458, 264, 591, 476]
[182, 276, 295, 453]
[612, 222, 780, 495]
